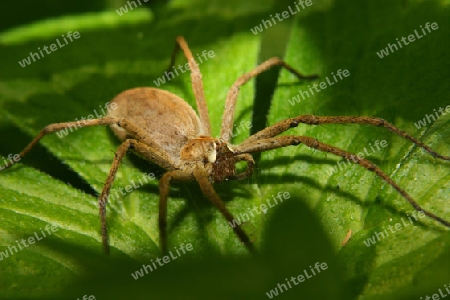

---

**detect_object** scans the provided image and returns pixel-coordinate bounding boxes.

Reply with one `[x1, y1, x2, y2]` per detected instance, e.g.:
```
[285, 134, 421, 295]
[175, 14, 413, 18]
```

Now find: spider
[2, 36, 449, 254]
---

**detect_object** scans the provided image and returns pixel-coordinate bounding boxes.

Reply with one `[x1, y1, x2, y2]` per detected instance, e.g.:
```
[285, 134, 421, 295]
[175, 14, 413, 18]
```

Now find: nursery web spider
[2, 36, 449, 254]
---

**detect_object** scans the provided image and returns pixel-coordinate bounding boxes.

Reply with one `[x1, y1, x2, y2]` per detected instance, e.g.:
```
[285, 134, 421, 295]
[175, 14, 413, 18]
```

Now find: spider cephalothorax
[211, 139, 254, 182]
[179, 136, 253, 183]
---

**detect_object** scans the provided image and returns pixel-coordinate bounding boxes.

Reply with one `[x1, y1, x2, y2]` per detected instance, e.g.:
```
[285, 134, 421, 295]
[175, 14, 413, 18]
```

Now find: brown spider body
[109, 87, 204, 170]
[108, 87, 247, 183]
[211, 139, 244, 182]
[2, 36, 449, 255]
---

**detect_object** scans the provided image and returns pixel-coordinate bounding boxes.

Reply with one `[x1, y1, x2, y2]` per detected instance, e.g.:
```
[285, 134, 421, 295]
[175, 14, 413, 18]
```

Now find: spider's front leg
[193, 168, 256, 254]
[241, 115, 450, 160]
[234, 135, 450, 228]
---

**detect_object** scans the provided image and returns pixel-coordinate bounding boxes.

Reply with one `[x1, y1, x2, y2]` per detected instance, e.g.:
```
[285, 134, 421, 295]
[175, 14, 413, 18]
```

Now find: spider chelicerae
[3, 36, 449, 254]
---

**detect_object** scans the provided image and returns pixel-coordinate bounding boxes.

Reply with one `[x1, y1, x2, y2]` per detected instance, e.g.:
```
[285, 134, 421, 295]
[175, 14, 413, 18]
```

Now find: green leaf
[0, 0, 449, 299]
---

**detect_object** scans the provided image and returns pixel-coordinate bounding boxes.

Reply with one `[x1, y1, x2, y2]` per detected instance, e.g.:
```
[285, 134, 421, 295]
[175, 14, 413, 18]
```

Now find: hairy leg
[220, 57, 318, 143]
[99, 138, 178, 253]
[235, 135, 450, 228]
[158, 170, 194, 254]
[194, 168, 256, 253]
[0, 116, 177, 170]
[167, 36, 211, 135]
[241, 115, 450, 160]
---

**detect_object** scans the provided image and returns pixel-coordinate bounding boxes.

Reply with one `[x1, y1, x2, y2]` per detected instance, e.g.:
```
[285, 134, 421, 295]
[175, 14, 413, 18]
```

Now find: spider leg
[99, 138, 177, 254]
[1, 117, 116, 170]
[241, 115, 450, 161]
[0, 116, 178, 170]
[158, 170, 194, 254]
[166, 36, 211, 135]
[220, 57, 318, 142]
[235, 135, 450, 228]
[193, 168, 256, 254]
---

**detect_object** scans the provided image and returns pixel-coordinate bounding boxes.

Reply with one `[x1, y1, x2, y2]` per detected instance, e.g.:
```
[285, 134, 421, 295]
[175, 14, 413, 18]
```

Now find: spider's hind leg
[158, 170, 194, 254]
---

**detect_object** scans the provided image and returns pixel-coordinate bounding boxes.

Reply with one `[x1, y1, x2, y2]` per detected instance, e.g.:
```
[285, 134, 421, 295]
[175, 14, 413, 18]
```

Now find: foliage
[0, 0, 449, 299]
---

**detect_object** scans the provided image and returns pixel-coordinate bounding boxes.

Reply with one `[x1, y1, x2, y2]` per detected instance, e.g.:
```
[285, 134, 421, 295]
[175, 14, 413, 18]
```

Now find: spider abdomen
[108, 87, 203, 165]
